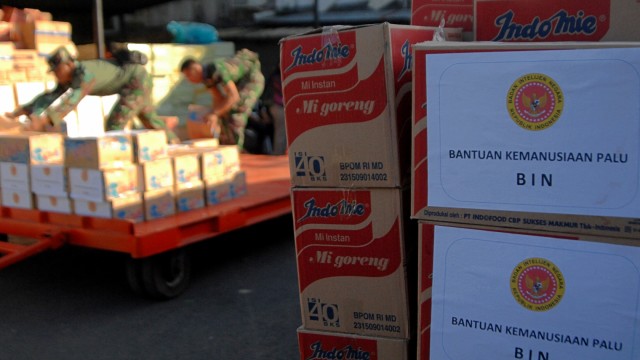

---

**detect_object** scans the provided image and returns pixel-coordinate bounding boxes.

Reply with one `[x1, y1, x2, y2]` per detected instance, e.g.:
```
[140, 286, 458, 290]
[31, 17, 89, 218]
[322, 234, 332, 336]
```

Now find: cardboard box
[199, 145, 240, 184]
[175, 182, 205, 212]
[205, 171, 247, 206]
[36, 195, 72, 214]
[170, 152, 201, 187]
[69, 165, 139, 202]
[30, 164, 68, 203]
[428, 224, 640, 359]
[0, 132, 63, 165]
[0, 162, 30, 191]
[64, 133, 133, 169]
[1, 188, 33, 209]
[182, 138, 219, 148]
[21, 21, 72, 50]
[417, 222, 434, 360]
[411, 42, 640, 240]
[73, 195, 144, 222]
[186, 104, 215, 139]
[280, 23, 445, 188]
[411, 0, 473, 39]
[291, 187, 411, 338]
[0, 42, 14, 71]
[475, 0, 640, 42]
[143, 188, 176, 220]
[13, 49, 38, 70]
[297, 327, 410, 360]
[137, 158, 174, 191]
[109, 129, 169, 163]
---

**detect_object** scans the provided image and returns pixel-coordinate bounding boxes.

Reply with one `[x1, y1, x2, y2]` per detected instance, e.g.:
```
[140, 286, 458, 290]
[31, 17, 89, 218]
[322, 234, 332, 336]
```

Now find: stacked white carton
[410, 41, 640, 359]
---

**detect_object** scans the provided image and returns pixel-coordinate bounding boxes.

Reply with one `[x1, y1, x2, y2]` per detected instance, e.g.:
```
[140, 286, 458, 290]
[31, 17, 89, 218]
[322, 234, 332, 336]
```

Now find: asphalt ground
[0, 214, 300, 360]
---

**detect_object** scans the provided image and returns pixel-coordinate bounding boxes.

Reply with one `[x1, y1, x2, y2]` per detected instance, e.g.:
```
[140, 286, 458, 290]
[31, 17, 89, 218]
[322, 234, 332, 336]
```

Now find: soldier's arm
[45, 74, 96, 126]
[8, 85, 68, 118]
[211, 80, 240, 117]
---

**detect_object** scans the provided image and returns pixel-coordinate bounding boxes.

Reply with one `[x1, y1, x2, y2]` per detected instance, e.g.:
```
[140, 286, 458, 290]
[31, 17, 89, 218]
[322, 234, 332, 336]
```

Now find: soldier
[180, 49, 265, 148]
[6, 46, 177, 142]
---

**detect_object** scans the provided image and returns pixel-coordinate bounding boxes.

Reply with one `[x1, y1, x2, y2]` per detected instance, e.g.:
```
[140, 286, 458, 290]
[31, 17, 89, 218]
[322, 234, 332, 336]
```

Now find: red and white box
[292, 187, 412, 338]
[412, 0, 473, 39]
[475, 0, 640, 42]
[297, 327, 410, 360]
[280, 23, 454, 188]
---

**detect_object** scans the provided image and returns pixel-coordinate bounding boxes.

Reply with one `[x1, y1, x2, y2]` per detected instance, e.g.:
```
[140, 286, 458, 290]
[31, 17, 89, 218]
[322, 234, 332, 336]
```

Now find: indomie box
[474, 0, 640, 42]
[297, 327, 410, 360]
[411, 0, 473, 39]
[291, 187, 412, 338]
[280, 23, 443, 188]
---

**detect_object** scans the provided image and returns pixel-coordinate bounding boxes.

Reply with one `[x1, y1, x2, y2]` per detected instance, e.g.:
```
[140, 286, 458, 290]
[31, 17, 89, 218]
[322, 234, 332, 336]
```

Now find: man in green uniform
[6, 47, 176, 141]
[180, 49, 265, 148]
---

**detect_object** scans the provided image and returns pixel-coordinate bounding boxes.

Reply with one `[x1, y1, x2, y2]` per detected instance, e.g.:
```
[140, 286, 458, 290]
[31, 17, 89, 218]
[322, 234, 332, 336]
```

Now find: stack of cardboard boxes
[0, 132, 64, 209]
[280, 23, 462, 359]
[0, 6, 75, 84]
[0, 7, 110, 138]
[0, 130, 246, 222]
[408, 2, 640, 357]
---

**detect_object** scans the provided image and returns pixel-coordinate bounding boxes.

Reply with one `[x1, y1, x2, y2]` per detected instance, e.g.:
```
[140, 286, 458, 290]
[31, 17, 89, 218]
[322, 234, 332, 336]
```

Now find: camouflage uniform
[20, 48, 176, 141]
[202, 49, 265, 147]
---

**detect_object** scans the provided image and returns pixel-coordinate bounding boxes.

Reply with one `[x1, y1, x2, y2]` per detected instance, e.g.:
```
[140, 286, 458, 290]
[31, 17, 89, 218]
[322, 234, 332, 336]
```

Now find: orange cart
[0, 154, 292, 299]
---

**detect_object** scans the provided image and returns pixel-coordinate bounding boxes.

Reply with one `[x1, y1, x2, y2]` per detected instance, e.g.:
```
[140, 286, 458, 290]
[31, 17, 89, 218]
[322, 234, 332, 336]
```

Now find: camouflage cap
[47, 46, 74, 71]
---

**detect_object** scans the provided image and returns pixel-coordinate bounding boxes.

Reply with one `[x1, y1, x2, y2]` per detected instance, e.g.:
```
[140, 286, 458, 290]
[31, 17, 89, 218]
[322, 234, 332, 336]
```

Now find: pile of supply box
[0, 6, 75, 84]
[282, 1, 640, 359]
[281, 23, 461, 360]
[0, 130, 246, 222]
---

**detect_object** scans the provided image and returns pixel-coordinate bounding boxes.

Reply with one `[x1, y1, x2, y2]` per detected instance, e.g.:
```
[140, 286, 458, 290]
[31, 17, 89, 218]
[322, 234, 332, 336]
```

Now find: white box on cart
[292, 187, 413, 339]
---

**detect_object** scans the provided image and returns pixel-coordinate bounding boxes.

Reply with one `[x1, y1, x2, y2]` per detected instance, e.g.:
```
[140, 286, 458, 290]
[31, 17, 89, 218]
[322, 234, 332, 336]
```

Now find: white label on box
[1, 188, 33, 209]
[431, 226, 640, 360]
[426, 48, 640, 217]
[0, 162, 30, 191]
[31, 164, 67, 197]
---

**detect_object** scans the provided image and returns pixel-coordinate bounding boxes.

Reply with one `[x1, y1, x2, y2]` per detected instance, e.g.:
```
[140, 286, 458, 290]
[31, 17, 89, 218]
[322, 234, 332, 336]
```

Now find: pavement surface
[0, 214, 300, 360]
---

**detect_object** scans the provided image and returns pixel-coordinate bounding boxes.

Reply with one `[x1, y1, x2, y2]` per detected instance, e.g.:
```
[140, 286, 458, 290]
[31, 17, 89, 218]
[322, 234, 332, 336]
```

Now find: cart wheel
[125, 258, 145, 297]
[140, 249, 192, 300]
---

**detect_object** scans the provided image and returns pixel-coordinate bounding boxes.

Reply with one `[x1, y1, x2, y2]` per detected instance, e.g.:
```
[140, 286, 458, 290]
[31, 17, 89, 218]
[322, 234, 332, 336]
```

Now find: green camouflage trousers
[105, 64, 176, 141]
